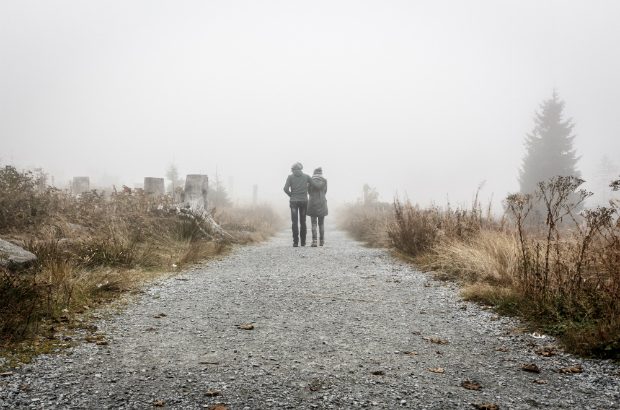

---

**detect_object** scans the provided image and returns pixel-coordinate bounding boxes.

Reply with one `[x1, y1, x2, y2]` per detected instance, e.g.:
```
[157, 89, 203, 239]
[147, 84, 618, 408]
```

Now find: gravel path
[1, 230, 619, 409]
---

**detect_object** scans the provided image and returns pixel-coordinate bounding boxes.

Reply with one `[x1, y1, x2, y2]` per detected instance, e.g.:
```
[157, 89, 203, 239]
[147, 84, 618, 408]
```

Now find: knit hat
[291, 162, 303, 171]
[313, 167, 323, 175]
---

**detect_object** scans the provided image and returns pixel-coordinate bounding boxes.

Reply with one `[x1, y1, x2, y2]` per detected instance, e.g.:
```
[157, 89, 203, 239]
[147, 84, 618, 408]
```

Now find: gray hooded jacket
[307, 176, 328, 217]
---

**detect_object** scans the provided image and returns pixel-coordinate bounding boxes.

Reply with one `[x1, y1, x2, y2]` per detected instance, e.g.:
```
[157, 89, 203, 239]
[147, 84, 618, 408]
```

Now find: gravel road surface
[1, 230, 619, 409]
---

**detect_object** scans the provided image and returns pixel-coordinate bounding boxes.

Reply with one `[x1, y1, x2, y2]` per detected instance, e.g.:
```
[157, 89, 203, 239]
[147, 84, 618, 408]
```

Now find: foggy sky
[1, 1, 619, 207]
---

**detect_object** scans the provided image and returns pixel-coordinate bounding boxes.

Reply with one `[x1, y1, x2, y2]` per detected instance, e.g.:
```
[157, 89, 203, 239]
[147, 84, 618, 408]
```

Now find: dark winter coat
[283, 169, 311, 202]
[307, 176, 328, 217]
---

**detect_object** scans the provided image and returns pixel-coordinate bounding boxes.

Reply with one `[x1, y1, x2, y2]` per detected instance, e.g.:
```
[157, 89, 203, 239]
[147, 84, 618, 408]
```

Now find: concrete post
[184, 174, 209, 209]
[72, 177, 90, 195]
[144, 177, 165, 196]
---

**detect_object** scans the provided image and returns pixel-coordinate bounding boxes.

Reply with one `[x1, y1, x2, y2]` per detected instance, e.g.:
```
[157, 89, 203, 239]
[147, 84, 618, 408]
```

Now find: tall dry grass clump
[336, 201, 392, 247]
[214, 204, 284, 244]
[0, 165, 279, 345]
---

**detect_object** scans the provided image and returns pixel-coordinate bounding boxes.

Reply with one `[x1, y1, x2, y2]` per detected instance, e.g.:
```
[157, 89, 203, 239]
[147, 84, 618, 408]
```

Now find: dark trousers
[290, 201, 307, 245]
[311, 216, 325, 241]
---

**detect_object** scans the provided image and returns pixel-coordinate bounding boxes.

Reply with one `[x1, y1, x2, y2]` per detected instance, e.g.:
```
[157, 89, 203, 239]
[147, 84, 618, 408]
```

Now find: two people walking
[283, 162, 328, 247]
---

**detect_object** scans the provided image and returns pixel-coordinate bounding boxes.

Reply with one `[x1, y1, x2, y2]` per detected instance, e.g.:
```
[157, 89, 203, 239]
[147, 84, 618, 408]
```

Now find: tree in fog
[166, 164, 179, 193]
[519, 91, 580, 194]
[592, 155, 620, 205]
[208, 172, 232, 209]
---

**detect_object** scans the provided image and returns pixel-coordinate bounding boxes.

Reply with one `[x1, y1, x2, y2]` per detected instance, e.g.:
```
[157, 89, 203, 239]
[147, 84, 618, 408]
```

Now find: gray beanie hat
[291, 162, 303, 170]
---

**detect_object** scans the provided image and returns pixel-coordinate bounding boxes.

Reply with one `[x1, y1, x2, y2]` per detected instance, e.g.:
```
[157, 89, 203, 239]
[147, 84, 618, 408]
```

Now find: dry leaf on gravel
[85, 334, 105, 343]
[236, 323, 255, 330]
[495, 346, 509, 352]
[208, 405, 228, 410]
[153, 313, 167, 318]
[521, 363, 541, 373]
[535, 346, 557, 357]
[205, 389, 221, 397]
[371, 370, 385, 376]
[558, 365, 583, 374]
[308, 378, 323, 392]
[427, 337, 449, 345]
[471, 403, 499, 410]
[428, 367, 445, 374]
[153, 399, 165, 407]
[402, 351, 417, 356]
[95, 340, 109, 346]
[532, 379, 548, 384]
[461, 380, 482, 390]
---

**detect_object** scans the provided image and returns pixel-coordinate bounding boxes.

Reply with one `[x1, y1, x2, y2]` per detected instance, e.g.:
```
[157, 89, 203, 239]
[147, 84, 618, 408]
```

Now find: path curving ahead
[1, 230, 619, 409]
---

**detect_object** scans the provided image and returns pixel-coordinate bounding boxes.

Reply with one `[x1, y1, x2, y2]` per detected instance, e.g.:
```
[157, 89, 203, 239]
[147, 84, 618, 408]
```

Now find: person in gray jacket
[307, 167, 328, 247]
[283, 162, 311, 247]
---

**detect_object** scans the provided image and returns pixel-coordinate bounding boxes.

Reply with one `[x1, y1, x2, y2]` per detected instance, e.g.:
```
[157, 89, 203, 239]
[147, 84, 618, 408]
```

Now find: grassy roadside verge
[338, 177, 620, 359]
[0, 166, 282, 369]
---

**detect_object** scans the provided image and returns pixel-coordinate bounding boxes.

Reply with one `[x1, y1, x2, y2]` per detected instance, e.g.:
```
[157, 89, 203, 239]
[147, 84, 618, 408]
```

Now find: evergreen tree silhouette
[519, 91, 580, 194]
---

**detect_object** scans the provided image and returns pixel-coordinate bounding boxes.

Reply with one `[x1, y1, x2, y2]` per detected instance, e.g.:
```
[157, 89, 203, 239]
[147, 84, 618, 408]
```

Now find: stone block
[72, 177, 90, 194]
[184, 174, 209, 209]
[144, 177, 165, 196]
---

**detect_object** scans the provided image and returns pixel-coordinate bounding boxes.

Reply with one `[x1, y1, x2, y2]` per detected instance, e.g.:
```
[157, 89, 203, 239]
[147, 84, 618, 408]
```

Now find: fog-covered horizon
[2, 1, 619, 209]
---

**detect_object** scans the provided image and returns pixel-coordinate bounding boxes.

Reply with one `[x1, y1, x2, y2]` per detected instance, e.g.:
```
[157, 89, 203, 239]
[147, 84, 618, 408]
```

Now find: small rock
[0, 238, 37, 270]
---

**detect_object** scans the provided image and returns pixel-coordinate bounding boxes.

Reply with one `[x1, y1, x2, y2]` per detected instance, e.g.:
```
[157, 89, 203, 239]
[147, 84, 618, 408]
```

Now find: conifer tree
[519, 91, 580, 194]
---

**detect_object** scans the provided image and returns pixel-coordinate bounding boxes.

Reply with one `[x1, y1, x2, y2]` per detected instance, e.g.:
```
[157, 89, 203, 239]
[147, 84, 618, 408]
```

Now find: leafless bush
[505, 176, 620, 355]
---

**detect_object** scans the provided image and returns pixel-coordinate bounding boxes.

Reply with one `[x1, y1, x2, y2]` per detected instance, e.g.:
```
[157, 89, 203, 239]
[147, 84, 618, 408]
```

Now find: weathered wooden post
[144, 177, 165, 196]
[72, 177, 90, 195]
[184, 174, 209, 209]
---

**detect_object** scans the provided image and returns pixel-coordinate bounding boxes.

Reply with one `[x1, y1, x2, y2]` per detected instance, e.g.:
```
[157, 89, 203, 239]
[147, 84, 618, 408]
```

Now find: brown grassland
[0, 165, 282, 366]
[339, 176, 620, 359]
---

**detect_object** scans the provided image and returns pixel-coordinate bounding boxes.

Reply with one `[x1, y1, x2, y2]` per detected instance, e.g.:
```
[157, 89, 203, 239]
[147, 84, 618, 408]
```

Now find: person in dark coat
[307, 167, 328, 247]
[283, 162, 311, 247]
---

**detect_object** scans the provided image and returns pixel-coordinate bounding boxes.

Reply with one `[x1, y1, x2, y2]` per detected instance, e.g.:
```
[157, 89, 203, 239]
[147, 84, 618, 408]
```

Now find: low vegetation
[0, 165, 282, 358]
[339, 177, 620, 359]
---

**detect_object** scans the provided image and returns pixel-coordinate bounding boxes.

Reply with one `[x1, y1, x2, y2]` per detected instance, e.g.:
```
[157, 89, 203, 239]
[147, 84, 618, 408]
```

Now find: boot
[319, 239, 324, 246]
[311, 239, 317, 247]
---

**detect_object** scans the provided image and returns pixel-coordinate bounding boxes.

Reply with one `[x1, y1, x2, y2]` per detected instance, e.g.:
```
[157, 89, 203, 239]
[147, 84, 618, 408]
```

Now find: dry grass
[336, 202, 392, 247]
[339, 177, 620, 358]
[214, 204, 284, 244]
[420, 230, 518, 285]
[0, 165, 281, 350]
